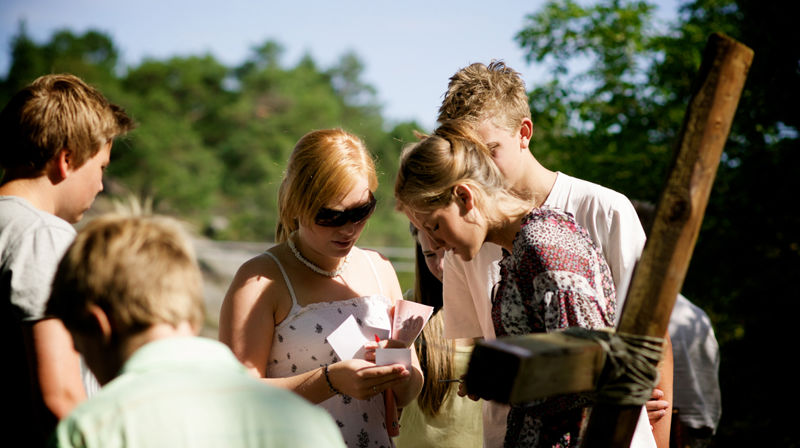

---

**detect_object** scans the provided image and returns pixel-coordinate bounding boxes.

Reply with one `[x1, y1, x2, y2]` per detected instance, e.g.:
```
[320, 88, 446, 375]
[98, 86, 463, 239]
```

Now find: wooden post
[581, 32, 753, 447]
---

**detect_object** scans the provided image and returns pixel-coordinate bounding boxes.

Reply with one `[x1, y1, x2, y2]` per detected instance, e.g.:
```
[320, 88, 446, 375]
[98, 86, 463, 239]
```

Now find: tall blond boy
[434, 61, 673, 447]
[0, 73, 133, 446]
[46, 215, 345, 447]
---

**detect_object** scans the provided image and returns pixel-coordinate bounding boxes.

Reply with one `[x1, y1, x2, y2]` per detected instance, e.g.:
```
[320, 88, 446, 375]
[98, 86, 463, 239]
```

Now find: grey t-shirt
[1, 196, 76, 321]
[669, 294, 722, 432]
[1, 196, 100, 398]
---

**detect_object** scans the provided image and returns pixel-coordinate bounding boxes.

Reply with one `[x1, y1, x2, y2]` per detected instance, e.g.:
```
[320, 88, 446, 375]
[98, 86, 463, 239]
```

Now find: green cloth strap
[563, 327, 664, 406]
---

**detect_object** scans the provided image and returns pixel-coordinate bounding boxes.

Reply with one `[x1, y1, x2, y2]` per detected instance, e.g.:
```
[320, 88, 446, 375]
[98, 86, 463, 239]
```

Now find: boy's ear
[518, 118, 533, 148]
[453, 184, 475, 214]
[86, 304, 114, 345]
[51, 148, 72, 180]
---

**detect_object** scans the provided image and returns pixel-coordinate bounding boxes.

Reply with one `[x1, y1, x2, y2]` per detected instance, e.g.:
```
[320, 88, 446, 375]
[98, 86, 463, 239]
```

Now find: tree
[123, 55, 234, 146]
[517, 0, 674, 199]
[361, 120, 427, 246]
[212, 42, 411, 242]
[0, 26, 123, 105]
[0, 26, 439, 254]
[109, 55, 231, 219]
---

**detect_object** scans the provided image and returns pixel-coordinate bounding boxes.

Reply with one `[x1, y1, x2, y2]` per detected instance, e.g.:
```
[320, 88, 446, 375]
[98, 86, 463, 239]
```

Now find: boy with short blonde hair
[49, 215, 204, 342]
[1, 74, 132, 177]
[1, 73, 133, 445]
[434, 61, 672, 447]
[47, 215, 345, 447]
[438, 60, 531, 132]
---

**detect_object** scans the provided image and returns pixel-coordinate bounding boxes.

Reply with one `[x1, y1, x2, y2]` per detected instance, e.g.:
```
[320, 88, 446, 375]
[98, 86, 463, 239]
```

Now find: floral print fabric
[491, 207, 616, 447]
[262, 249, 394, 448]
[268, 294, 394, 448]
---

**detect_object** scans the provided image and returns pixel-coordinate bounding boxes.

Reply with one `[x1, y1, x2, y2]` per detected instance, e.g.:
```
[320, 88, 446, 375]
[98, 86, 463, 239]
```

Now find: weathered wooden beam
[465, 331, 606, 403]
[582, 32, 753, 447]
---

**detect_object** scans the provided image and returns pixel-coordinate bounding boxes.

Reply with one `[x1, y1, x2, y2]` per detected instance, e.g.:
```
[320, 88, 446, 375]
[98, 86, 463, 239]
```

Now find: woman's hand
[457, 374, 481, 401]
[646, 387, 670, 425]
[327, 358, 410, 401]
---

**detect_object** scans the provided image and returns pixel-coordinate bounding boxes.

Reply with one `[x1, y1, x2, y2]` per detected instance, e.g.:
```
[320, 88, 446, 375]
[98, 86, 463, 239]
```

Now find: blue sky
[0, 0, 679, 130]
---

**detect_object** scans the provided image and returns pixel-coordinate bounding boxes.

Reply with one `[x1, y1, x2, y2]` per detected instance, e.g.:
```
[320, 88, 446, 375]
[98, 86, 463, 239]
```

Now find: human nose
[435, 254, 445, 274]
[426, 233, 446, 251]
[338, 221, 358, 236]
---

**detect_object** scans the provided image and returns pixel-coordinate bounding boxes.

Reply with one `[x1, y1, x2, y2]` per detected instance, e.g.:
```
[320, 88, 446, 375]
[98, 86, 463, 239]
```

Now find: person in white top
[219, 129, 423, 447]
[434, 61, 673, 447]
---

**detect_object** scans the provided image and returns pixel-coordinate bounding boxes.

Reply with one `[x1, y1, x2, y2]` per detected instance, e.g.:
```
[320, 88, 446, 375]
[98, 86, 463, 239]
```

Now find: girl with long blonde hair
[395, 121, 616, 447]
[220, 128, 423, 447]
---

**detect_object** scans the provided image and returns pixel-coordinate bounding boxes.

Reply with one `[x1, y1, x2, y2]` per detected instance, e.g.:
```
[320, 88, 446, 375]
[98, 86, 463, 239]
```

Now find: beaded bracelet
[323, 364, 342, 395]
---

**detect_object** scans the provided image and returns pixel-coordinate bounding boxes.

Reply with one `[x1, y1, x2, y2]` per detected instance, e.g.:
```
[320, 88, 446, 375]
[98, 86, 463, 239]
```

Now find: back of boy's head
[47, 214, 205, 337]
[0, 73, 134, 177]
[437, 61, 530, 133]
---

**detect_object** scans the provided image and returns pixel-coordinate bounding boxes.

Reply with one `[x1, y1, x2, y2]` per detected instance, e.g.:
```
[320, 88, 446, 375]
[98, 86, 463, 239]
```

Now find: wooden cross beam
[464, 32, 753, 446]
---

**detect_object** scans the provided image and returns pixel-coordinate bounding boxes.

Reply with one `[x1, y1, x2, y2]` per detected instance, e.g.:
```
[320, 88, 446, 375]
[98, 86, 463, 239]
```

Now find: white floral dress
[264, 248, 394, 448]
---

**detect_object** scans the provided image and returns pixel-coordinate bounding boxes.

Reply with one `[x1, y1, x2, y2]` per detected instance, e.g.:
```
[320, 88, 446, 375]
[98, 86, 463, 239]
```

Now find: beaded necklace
[287, 236, 350, 278]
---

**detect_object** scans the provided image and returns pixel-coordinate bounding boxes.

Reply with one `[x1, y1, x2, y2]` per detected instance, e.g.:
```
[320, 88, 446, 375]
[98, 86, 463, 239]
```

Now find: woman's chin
[455, 248, 475, 262]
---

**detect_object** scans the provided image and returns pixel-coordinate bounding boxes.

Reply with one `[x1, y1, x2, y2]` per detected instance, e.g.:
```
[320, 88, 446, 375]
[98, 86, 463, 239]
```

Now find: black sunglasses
[314, 194, 377, 227]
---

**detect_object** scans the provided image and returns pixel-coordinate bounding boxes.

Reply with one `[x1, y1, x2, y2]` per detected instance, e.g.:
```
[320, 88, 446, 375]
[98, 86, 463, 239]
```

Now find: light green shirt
[53, 337, 345, 448]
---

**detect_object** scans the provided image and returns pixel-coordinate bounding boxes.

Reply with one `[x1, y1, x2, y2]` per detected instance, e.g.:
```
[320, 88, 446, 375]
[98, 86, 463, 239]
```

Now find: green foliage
[0, 24, 124, 105]
[517, 0, 673, 199]
[517, 0, 798, 443]
[0, 30, 419, 247]
[361, 120, 429, 247]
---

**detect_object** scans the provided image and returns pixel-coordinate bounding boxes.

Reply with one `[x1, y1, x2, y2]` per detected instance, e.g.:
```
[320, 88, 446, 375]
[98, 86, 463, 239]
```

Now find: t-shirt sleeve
[599, 195, 646, 319]
[7, 225, 75, 322]
[442, 251, 483, 339]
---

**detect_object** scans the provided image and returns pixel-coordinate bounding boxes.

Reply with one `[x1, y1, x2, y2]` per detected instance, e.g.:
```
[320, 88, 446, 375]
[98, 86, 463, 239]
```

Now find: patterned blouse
[491, 207, 616, 447]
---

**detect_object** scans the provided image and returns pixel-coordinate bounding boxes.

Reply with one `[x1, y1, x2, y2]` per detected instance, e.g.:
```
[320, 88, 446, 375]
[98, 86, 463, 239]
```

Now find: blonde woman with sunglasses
[219, 129, 423, 448]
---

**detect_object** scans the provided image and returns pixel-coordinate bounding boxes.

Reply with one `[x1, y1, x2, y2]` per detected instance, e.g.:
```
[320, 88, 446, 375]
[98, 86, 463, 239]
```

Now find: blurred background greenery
[1, 0, 797, 445]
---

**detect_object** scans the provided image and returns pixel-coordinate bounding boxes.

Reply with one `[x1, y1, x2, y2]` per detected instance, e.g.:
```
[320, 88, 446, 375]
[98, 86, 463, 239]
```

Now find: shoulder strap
[361, 248, 385, 296]
[262, 251, 299, 308]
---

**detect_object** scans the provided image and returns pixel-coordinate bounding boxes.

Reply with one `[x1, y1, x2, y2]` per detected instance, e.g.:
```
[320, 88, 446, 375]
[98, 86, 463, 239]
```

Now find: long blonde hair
[408, 225, 454, 417]
[415, 312, 454, 417]
[394, 120, 529, 225]
[276, 129, 378, 242]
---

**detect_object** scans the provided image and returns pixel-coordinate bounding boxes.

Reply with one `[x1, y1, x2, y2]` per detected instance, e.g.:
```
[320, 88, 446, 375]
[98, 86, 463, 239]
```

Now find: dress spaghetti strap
[362, 248, 385, 296]
[262, 251, 299, 310]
